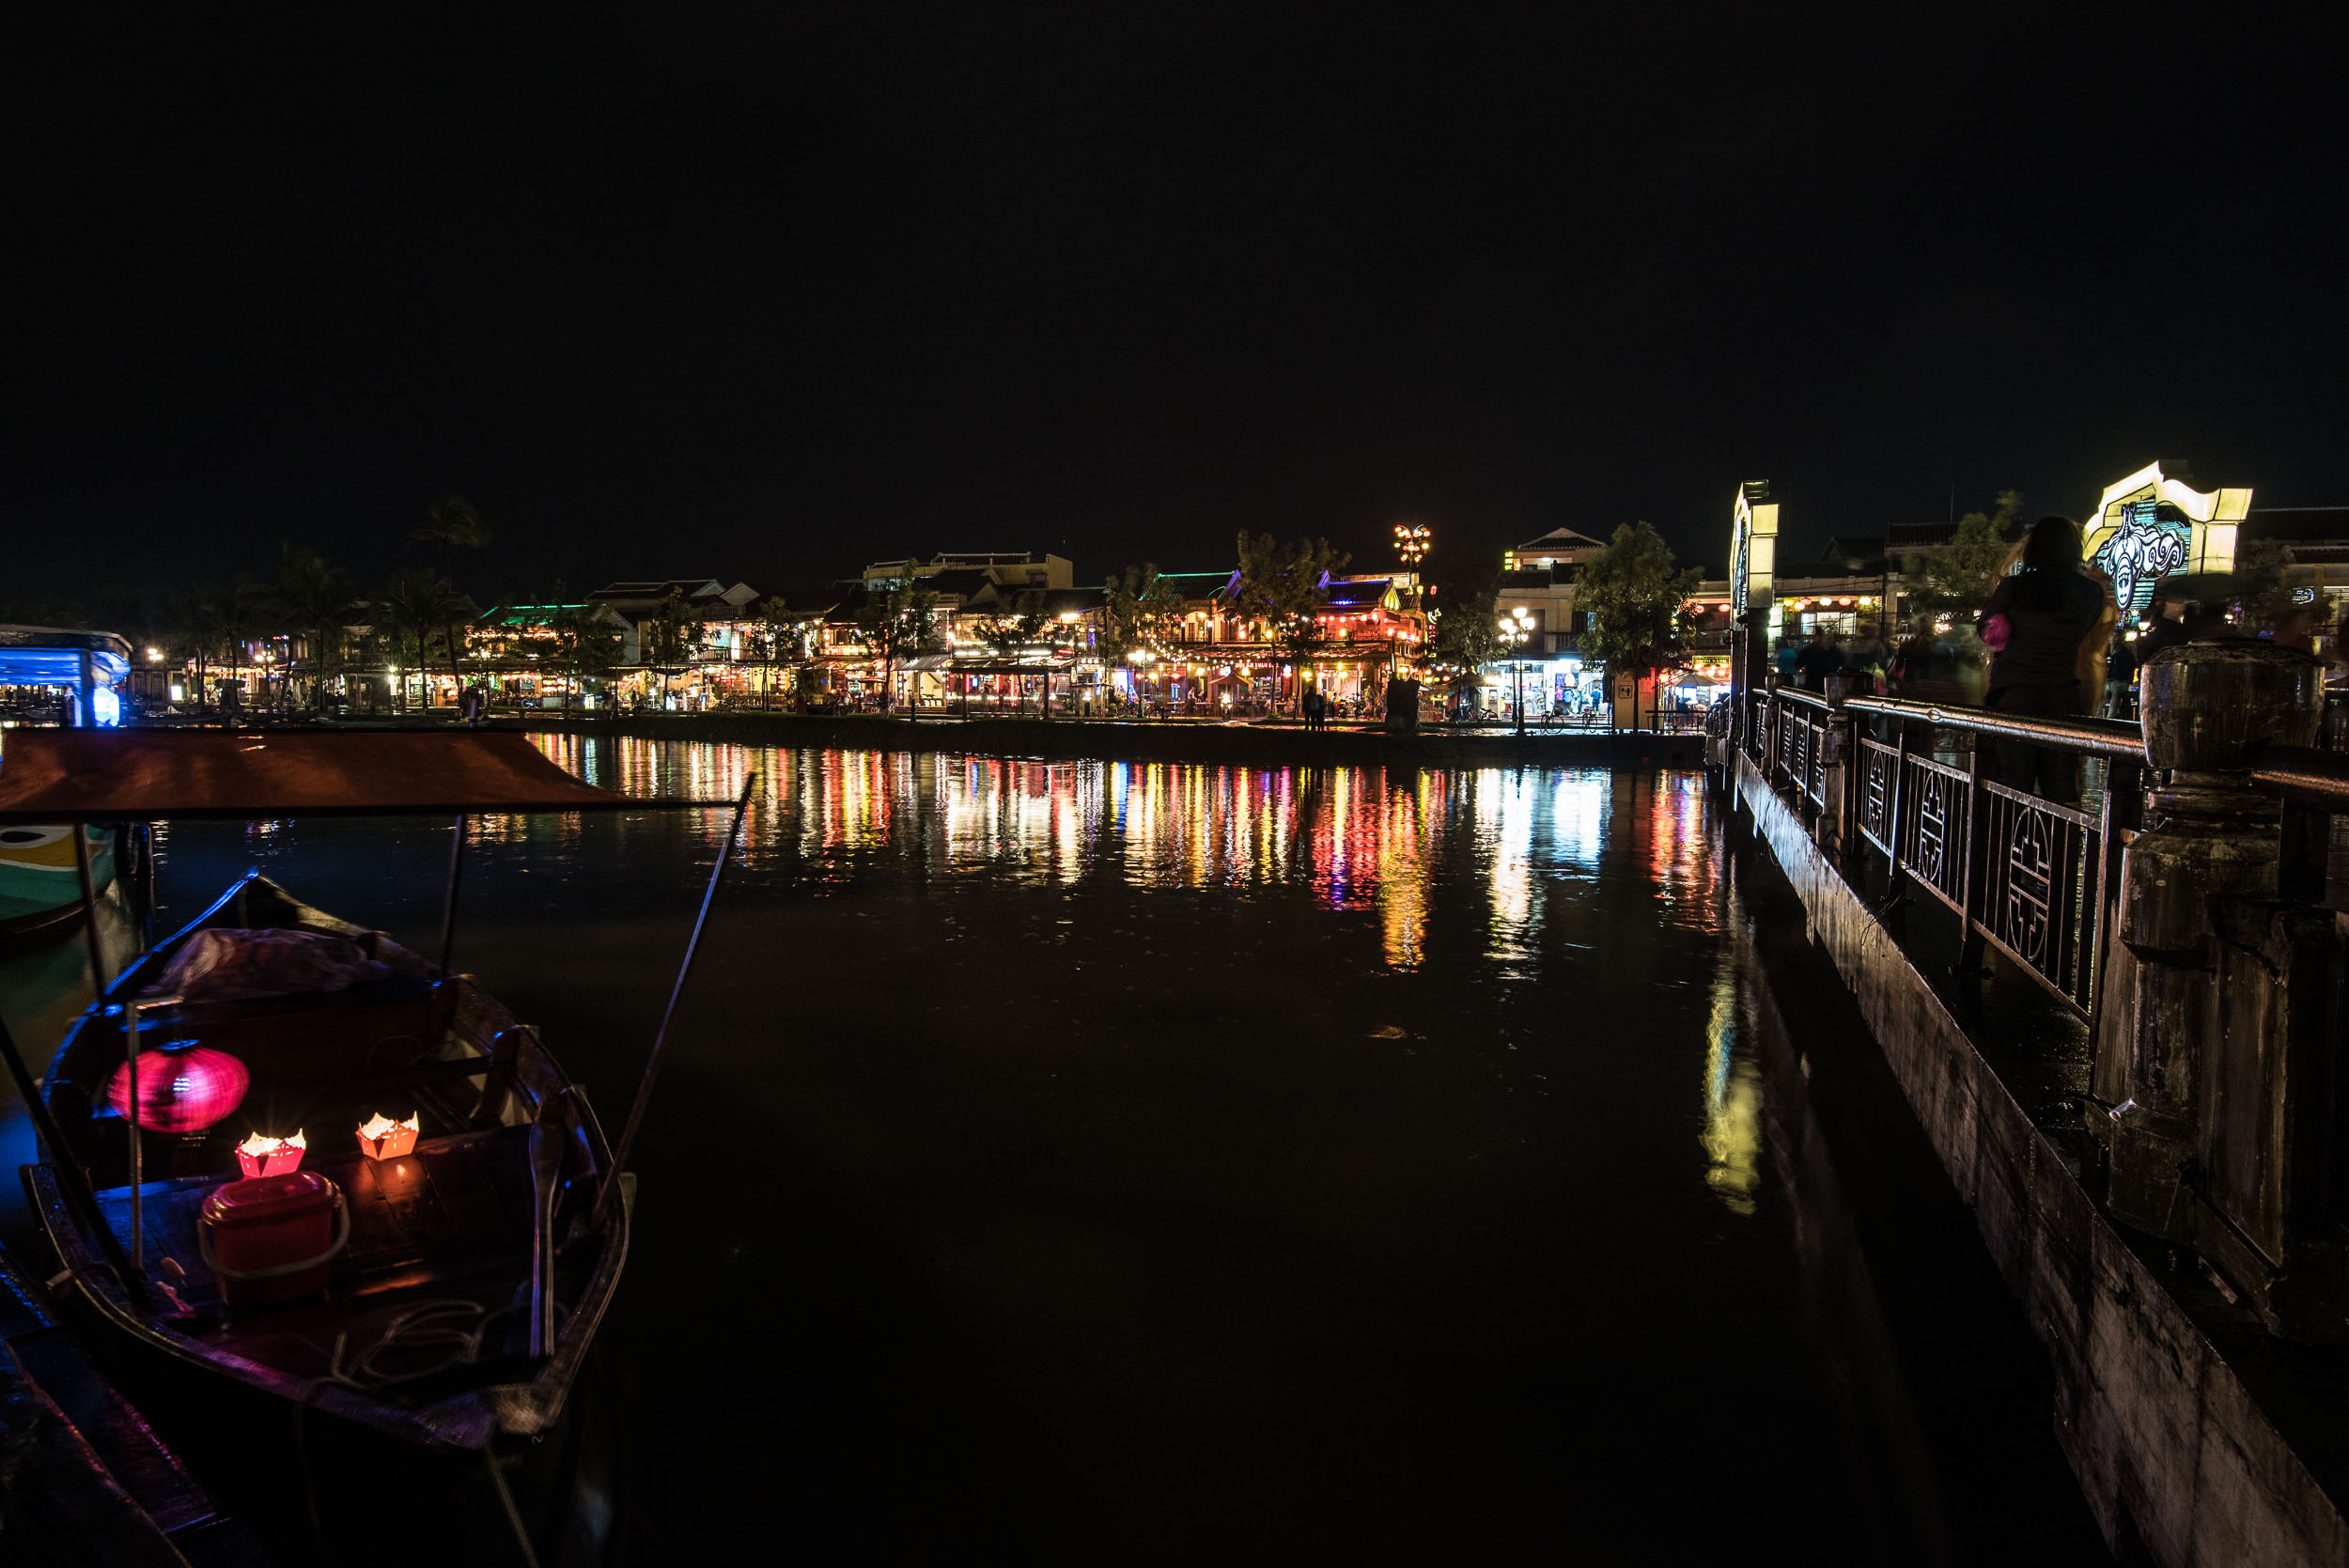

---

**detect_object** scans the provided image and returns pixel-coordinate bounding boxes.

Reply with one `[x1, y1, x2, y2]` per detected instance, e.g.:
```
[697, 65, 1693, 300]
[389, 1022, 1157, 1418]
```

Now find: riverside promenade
[499, 709, 1708, 768]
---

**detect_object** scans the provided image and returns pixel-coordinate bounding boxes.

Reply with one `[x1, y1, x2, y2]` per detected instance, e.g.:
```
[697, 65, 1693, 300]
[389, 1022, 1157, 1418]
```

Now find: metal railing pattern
[1739, 683, 2143, 1023]
[1897, 753, 1974, 915]
[1977, 782, 2101, 1013]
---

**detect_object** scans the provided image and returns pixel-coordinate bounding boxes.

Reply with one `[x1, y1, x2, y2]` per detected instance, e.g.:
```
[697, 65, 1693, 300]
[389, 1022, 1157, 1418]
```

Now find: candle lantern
[356, 1111, 420, 1161]
[234, 1129, 306, 1179]
[106, 1046, 248, 1132]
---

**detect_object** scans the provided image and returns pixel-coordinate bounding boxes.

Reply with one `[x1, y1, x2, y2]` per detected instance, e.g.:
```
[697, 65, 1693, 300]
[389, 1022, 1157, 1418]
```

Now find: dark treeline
[0, 495, 529, 711]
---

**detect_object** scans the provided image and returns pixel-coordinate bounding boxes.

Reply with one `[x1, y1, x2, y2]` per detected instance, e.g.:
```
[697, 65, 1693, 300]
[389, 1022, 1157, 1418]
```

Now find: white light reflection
[1700, 943, 1760, 1215]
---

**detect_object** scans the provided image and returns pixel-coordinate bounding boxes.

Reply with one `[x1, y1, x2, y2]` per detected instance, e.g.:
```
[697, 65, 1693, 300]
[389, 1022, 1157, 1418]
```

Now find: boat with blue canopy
[0, 625, 131, 941]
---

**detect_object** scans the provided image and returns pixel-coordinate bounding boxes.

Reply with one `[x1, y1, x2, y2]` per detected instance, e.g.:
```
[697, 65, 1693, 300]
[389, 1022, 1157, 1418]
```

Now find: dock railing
[1740, 679, 2151, 1028]
[1736, 652, 2349, 1336]
[2250, 742, 2349, 905]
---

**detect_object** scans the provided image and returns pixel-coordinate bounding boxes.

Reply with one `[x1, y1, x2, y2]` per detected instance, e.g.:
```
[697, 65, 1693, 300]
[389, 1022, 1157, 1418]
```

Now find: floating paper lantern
[356, 1111, 420, 1161]
[105, 1046, 249, 1133]
[235, 1129, 306, 1179]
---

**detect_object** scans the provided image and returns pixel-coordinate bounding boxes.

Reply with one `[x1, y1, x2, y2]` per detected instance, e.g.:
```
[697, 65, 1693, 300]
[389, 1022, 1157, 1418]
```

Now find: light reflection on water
[1703, 941, 1763, 1215]
[525, 735, 1724, 976]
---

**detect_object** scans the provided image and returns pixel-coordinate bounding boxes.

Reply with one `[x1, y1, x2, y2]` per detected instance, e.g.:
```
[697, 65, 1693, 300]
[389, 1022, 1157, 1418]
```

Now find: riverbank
[495, 710, 1706, 768]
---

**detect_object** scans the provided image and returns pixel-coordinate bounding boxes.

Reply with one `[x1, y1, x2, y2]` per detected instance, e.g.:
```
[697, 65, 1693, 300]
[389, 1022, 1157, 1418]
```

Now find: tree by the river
[1903, 490, 2026, 619]
[380, 567, 468, 707]
[856, 567, 940, 712]
[1578, 520, 1701, 680]
[644, 587, 701, 667]
[411, 495, 490, 691]
[269, 544, 356, 709]
[1424, 563, 1501, 706]
[1101, 564, 1183, 661]
[1234, 532, 1347, 711]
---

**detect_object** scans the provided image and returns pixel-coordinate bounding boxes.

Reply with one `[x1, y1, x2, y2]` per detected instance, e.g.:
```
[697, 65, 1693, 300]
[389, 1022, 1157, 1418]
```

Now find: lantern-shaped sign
[106, 1046, 249, 1133]
[235, 1129, 306, 1179]
[356, 1111, 420, 1161]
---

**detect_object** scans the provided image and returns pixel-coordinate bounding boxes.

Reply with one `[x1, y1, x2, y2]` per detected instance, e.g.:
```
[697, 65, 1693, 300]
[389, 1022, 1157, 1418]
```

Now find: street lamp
[1393, 522, 1430, 568]
[1497, 605, 1533, 735]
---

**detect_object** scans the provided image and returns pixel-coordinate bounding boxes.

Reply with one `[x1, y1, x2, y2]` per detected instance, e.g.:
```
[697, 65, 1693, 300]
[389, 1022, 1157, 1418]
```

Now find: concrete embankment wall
[1735, 753, 2348, 1567]
[505, 711, 1706, 769]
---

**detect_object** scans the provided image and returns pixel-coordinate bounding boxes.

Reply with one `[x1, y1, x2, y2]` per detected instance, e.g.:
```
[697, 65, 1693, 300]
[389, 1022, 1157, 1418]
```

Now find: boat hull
[0, 825, 115, 939]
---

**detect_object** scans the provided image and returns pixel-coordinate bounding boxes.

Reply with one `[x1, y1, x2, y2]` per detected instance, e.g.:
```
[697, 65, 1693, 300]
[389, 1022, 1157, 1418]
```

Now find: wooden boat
[0, 823, 117, 942]
[1, 727, 745, 1456]
[0, 1239, 263, 1561]
[0, 626, 132, 945]
[29, 873, 625, 1449]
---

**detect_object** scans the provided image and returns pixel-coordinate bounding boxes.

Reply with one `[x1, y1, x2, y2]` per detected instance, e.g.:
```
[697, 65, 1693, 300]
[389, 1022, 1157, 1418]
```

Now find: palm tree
[412, 494, 490, 582]
[548, 602, 623, 713]
[270, 545, 356, 711]
[381, 567, 468, 711]
[412, 495, 489, 694]
[171, 582, 227, 713]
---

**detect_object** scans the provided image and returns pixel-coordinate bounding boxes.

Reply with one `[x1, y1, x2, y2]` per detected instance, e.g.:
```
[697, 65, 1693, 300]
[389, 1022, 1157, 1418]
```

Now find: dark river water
[0, 737, 2107, 1561]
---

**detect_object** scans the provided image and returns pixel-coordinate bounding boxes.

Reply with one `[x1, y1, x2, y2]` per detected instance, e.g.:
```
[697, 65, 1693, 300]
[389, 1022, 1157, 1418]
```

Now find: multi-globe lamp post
[1497, 604, 1533, 736]
[1392, 524, 1433, 706]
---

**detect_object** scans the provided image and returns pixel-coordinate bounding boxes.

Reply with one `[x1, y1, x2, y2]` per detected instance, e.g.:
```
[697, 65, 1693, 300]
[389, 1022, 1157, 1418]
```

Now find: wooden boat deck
[94, 1125, 549, 1390]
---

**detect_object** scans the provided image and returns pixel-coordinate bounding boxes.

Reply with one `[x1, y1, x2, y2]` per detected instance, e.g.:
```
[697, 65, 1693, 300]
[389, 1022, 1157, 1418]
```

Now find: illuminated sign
[2092, 501, 2190, 613]
[1728, 481, 1778, 623]
[2080, 461, 2250, 616]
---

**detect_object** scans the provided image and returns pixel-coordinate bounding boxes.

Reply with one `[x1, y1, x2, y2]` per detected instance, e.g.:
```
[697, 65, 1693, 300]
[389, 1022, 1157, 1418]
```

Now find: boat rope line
[594, 769, 757, 1222]
[290, 1296, 536, 1568]
[483, 1441, 547, 1568]
[293, 1296, 522, 1398]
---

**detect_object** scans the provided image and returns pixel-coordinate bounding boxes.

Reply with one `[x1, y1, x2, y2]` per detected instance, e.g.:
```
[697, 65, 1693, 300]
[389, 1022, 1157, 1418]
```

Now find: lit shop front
[947, 656, 1067, 712]
[1117, 659, 1283, 712]
[1773, 592, 1886, 640]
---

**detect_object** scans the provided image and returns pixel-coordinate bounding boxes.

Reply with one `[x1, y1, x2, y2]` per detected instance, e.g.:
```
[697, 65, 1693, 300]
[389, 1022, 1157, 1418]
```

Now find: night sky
[8, 9, 2343, 599]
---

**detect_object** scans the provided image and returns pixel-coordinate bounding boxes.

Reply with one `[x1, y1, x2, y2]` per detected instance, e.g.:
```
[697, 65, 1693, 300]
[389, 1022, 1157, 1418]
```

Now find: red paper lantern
[105, 1047, 249, 1133]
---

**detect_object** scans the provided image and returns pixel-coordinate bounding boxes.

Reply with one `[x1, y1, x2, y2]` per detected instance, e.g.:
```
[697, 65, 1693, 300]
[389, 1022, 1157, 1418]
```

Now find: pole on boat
[73, 821, 109, 997]
[0, 1009, 149, 1306]
[125, 999, 148, 1269]
[593, 771, 756, 1223]
[439, 812, 468, 975]
[136, 822, 157, 949]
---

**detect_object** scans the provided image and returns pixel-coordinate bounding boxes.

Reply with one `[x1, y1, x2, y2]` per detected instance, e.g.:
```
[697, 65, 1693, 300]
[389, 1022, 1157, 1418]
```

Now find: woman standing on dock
[1975, 516, 2113, 804]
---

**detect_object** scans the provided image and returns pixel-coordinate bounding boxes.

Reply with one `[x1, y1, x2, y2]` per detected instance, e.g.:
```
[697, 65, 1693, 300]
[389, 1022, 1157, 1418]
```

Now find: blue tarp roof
[0, 628, 131, 688]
